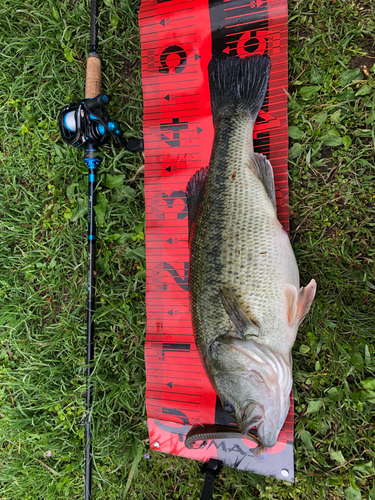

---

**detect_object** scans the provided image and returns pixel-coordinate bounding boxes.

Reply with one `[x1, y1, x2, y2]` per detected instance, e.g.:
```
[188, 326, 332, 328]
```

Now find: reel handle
[85, 52, 102, 99]
[85, 93, 109, 110]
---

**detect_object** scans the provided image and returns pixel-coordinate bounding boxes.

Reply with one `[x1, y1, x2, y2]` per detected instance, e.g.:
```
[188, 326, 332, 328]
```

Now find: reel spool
[58, 93, 125, 149]
[58, 93, 144, 151]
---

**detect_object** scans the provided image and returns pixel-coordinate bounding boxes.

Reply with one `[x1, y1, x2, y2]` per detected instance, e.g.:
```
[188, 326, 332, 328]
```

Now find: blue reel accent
[98, 124, 105, 135]
[88, 235, 96, 240]
[89, 173, 95, 183]
[108, 121, 118, 131]
[84, 158, 101, 169]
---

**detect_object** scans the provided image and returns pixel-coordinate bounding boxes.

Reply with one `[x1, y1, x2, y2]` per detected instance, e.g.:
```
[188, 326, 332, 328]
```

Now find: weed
[0, 0, 374, 498]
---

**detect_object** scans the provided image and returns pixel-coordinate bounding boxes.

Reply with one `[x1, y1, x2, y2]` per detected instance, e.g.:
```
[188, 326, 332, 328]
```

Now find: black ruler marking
[148, 403, 200, 414]
[142, 70, 200, 80]
[143, 85, 200, 94]
[142, 23, 196, 36]
[141, 13, 196, 30]
[140, 0, 194, 16]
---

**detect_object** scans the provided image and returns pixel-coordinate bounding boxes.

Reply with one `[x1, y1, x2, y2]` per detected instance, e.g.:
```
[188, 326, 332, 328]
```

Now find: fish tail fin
[208, 55, 271, 124]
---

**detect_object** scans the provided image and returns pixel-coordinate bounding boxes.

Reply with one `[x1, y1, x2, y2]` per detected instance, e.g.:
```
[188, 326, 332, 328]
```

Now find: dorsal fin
[248, 153, 276, 212]
[186, 167, 208, 240]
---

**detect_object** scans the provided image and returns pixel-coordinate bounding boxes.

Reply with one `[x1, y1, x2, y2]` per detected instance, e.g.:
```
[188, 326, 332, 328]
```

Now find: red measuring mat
[139, 0, 293, 482]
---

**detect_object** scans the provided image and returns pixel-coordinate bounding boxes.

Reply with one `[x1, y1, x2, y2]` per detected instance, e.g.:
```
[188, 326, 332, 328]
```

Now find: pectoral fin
[219, 285, 259, 338]
[285, 279, 317, 326]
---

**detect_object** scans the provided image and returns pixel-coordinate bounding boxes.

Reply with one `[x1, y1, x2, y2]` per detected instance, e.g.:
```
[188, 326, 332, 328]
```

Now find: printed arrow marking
[167, 381, 173, 388]
[160, 18, 165, 26]
[164, 94, 170, 101]
[197, 127, 203, 134]
[167, 309, 173, 315]
[223, 46, 230, 54]
[166, 166, 172, 172]
[167, 238, 173, 245]
[195, 53, 200, 60]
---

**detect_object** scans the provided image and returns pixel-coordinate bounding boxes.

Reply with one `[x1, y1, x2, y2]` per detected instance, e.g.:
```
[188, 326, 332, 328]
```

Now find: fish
[185, 55, 316, 457]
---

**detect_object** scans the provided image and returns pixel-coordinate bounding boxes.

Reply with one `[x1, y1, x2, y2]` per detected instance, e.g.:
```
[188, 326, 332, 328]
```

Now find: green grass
[0, 0, 374, 498]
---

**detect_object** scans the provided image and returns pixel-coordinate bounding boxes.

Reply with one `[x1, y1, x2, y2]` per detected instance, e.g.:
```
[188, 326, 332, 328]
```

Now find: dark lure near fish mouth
[186, 54, 317, 454]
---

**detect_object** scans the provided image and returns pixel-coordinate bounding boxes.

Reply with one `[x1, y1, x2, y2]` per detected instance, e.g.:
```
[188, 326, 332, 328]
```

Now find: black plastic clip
[126, 138, 144, 152]
[200, 459, 223, 500]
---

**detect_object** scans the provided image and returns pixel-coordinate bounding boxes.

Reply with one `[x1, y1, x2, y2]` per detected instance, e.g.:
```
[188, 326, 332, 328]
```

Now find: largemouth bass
[186, 55, 316, 456]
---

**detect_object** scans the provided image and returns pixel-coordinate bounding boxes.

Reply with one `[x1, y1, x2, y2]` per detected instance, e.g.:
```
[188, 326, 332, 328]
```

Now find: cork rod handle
[85, 53, 102, 99]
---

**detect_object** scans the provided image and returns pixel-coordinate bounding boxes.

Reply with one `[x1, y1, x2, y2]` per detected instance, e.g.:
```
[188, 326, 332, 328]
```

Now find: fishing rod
[58, 1, 143, 498]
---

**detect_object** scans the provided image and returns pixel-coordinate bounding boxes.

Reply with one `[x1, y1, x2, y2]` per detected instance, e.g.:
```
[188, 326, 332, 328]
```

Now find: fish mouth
[239, 401, 264, 436]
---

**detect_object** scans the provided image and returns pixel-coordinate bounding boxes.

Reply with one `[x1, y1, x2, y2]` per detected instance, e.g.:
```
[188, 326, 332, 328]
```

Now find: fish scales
[190, 115, 298, 359]
[186, 55, 316, 452]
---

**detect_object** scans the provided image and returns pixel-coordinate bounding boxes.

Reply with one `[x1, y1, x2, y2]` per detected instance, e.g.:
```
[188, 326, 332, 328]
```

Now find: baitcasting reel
[58, 93, 143, 152]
